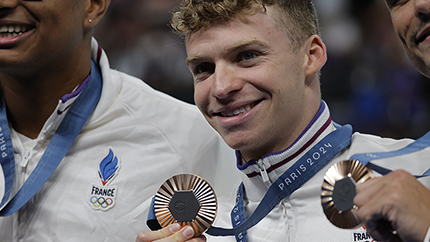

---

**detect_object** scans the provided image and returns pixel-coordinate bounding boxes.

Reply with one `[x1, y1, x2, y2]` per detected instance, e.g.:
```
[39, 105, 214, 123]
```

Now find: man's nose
[415, 0, 430, 20]
[211, 64, 243, 100]
[0, 0, 18, 11]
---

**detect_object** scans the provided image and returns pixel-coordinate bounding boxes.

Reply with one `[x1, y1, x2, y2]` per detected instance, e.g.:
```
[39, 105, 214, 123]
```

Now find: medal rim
[154, 174, 218, 236]
[321, 159, 374, 229]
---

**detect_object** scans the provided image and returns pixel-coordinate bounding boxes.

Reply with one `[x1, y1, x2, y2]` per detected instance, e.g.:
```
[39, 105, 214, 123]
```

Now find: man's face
[186, 7, 318, 161]
[386, 0, 430, 77]
[0, 0, 88, 75]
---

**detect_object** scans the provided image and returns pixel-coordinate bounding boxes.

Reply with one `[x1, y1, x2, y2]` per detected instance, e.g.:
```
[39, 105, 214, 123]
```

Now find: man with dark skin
[353, 1, 430, 241]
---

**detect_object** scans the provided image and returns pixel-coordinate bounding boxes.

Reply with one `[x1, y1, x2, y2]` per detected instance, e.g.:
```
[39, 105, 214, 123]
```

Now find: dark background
[94, 0, 430, 139]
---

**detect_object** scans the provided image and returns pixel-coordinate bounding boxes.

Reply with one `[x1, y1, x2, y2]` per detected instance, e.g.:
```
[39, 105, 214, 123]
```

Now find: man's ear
[303, 35, 327, 77]
[83, 0, 111, 28]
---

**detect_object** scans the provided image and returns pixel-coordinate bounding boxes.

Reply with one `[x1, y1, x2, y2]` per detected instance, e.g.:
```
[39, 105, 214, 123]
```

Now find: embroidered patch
[88, 149, 120, 211]
[351, 226, 375, 242]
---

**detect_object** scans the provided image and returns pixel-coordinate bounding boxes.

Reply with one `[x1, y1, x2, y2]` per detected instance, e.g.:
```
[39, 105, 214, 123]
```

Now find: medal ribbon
[230, 182, 247, 242]
[350, 130, 430, 178]
[205, 124, 353, 236]
[0, 60, 102, 216]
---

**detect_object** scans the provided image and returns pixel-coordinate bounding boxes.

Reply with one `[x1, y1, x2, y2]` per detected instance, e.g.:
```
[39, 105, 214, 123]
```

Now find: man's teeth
[222, 104, 252, 117]
[0, 25, 28, 37]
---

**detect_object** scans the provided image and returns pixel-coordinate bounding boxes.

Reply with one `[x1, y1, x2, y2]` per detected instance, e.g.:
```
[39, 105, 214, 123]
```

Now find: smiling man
[188, 21, 319, 164]
[385, 0, 430, 78]
[137, 0, 430, 242]
[0, 0, 238, 241]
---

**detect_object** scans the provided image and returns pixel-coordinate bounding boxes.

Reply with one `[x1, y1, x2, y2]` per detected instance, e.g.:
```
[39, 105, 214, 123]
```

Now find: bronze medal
[154, 174, 217, 236]
[321, 159, 374, 229]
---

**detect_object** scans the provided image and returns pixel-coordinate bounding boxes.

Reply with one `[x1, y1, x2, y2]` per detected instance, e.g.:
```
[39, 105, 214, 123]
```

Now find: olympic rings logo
[90, 196, 114, 209]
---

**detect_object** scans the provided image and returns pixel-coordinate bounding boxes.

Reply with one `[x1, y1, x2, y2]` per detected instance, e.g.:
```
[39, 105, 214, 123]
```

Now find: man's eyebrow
[223, 39, 267, 55]
[186, 55, 205, 67]
[186, 39, 267, 67]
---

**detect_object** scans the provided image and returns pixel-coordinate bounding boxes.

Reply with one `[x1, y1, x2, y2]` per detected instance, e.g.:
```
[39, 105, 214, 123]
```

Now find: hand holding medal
[321, 131, 430, 241]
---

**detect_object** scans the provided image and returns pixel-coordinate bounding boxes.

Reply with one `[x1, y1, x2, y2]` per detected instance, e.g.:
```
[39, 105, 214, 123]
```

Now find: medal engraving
[321, 160, 374, 229]
[169, 190, 201, 222]
[154, 174, 217, 236]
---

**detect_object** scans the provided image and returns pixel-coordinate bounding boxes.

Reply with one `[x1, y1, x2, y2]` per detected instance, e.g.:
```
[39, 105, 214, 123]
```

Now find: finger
[135, 224, 181, 242]
[354, 177, 385, 207]
[365, 219, 401, 242]
[170, 226, 196, 241]
[366, 229, 402, 242]
[355, 170, 412, 208]
[193, 235, 207, 242]
[356, 178, 401, 225]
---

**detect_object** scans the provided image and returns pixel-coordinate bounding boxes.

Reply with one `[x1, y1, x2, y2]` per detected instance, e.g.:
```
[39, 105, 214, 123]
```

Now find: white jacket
[0, 39, 238, 242]
[208, 101, 430, 242]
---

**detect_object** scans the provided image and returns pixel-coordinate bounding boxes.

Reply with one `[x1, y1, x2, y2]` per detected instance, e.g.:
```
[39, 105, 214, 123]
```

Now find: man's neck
[0, 65, 91, 139]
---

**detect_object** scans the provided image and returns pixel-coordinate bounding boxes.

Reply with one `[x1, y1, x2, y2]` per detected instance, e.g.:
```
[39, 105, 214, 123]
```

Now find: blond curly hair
[171, 0, 320, 50]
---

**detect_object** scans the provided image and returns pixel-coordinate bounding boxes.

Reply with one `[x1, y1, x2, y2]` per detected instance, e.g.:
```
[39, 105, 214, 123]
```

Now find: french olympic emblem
[88, 149, 120, 211]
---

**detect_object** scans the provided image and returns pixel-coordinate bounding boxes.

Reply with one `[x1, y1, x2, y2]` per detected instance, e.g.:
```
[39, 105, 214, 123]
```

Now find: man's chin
[406, 52, 430, 78]
[414, 61, 430, 79]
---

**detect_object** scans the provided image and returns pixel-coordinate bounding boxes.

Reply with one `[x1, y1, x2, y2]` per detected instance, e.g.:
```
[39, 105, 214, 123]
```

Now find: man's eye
[241, 52, 256, 61]
[195, 63, 214, 74]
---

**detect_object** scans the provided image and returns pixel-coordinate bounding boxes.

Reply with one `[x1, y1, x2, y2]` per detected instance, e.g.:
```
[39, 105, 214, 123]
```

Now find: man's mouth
[0, 25, 31, 38]
[216, 100, 262, 117]
[221, 104, 253, 117]
[416, 26, 430, 45]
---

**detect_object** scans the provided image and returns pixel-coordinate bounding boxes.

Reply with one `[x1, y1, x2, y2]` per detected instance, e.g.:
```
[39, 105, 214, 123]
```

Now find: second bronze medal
[321, 159, 374, 229]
